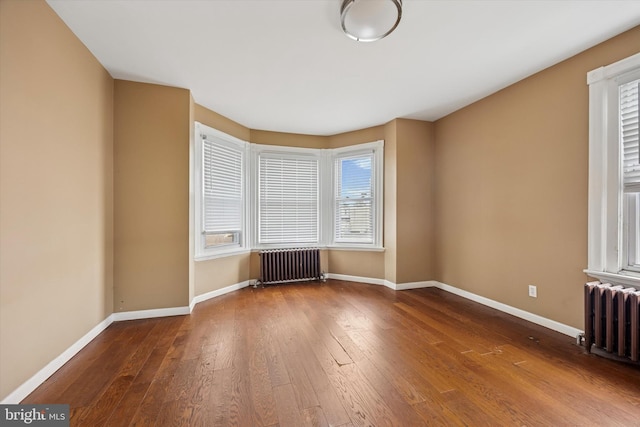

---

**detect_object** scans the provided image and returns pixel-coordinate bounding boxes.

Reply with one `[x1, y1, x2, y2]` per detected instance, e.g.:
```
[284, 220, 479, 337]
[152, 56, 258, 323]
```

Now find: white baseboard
[1, 315, 114, 404]
[112, 306, 190, 322]
[326, 274, 435, 291]
[326, 273, 385, 286]
[431, 281, 583, 338]
[328, 274, 581, 338]
[393, 280, 436, 291]
[2, 275, 581, 404]
[190, 280, 251, 310]
[1, 280, 254, 404]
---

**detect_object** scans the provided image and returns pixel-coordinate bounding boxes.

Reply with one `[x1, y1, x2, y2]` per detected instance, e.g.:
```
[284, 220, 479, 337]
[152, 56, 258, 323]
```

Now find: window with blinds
[334, 153, 374, 243]
[202, 138, 244, 248]
[258, 153, 319, 244]
[622, 79, 640, 192]
[622, 79, 640, 269]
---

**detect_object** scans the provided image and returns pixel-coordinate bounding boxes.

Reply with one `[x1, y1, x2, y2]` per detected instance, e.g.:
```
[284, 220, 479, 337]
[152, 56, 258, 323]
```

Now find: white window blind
[335, 152, 374, 243]
[203, 138, 243, 243]
[258, 154, 319, 244]
[622, 79, 640, 193]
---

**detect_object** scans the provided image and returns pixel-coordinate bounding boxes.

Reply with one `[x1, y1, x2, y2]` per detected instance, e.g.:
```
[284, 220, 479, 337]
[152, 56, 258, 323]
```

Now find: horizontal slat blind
[622, 79, 640, 193]
[259, 154, 319, 244]
[335, 153, 373, 243]
[203, 139, 243, 233]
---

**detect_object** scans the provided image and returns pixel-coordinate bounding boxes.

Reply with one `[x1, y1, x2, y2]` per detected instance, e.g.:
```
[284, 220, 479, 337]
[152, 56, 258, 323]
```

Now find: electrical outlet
[528, 285, 537, 298]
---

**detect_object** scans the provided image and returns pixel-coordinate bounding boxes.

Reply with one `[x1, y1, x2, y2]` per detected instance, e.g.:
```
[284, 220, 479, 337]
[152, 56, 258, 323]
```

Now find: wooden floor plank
[20, 280, 640, 426]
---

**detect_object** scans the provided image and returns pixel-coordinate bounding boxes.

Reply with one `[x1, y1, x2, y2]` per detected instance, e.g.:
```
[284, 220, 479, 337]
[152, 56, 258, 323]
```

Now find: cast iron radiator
[257, 248, 324, 286]
[584, 281, 640, 362]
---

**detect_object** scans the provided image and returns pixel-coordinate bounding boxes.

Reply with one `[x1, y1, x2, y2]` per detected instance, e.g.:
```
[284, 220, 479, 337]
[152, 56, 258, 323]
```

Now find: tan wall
[114, 81, 190, 311]
[396, 119, 435, 284]
[0, 0, 114, 400]
[434, 26, 640, 329]
[195, 254, 252, 295]
[250, 129, 327, 149]
[195, 104, 250, 141]
[328, 251, 385, 279]
[328, 126, 385, 148]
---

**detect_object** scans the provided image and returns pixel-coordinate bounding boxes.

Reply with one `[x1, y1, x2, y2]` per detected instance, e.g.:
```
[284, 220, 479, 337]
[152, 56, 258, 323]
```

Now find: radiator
[257, 248, 324, 286]
[584, 281, 640, 362]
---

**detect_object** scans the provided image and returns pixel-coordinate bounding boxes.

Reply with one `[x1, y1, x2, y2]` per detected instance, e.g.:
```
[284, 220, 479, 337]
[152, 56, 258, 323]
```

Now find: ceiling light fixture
[340, 0, 402, 42]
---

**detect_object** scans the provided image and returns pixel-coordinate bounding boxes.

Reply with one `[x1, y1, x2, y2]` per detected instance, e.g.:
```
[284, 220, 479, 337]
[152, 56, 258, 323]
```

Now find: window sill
[326, 246, 385, 252]
[583, 269, 640, 290]
[195, 248, 251, 262]
[249, 245, 385, 252]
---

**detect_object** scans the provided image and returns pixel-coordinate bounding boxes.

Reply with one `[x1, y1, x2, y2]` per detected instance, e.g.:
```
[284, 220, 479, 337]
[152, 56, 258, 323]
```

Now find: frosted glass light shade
[340, 0, 402, 42]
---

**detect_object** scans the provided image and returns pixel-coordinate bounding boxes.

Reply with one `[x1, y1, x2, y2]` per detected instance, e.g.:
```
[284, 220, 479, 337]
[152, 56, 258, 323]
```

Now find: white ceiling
[47, 0, 640, 136]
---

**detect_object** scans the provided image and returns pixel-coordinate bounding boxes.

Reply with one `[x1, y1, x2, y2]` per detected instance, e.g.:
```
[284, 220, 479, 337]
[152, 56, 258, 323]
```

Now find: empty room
[1, 0, 640, 425]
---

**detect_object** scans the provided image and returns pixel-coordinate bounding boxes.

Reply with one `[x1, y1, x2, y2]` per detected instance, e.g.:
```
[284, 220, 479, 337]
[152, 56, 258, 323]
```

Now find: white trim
[112, 306, 190, 322]
[194, 122, 250, 260]
[2, 274, 582, 403]
[189, 280, 252, 311]
[1, 280, 252, 403]
[431, 281, 582, 338]
[587, 52, 640, 84]
[394, 280, 436, 291]
[194, 248, 251, 262]
[326, 273, 385, 286]
[328, 274, 581, 338]
[584, 269, 640, 290]
[587, 53, 640, 284]
[325, 246, 385, 252]
[0, 315, 114, 404]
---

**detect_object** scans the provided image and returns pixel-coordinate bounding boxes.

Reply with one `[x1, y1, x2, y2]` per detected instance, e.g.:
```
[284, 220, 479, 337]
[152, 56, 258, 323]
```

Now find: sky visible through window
[341, 156, 372, 198]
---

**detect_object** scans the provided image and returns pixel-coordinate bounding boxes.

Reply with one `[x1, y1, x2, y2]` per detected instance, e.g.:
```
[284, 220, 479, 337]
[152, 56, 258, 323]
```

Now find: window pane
[625, 192, 640, 269]
[621, 79, 640, 192]
[202, 138, 244, 248]
[258, 155, 319, 244]
[205, 232, 239, 248]
[335, 154, 374, 243]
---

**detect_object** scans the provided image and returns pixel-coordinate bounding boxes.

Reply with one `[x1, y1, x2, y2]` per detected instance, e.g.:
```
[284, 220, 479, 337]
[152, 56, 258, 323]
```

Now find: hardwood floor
[23, 280, 640, 426]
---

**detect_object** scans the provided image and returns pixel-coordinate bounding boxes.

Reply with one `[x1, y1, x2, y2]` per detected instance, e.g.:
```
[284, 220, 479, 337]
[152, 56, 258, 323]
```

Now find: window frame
[193, 125, 384, 258]
[251, 144, 323, 248]
[585, 52, 640, 288]
[330, 141, 384, 249]
[194, 123, 250, 260]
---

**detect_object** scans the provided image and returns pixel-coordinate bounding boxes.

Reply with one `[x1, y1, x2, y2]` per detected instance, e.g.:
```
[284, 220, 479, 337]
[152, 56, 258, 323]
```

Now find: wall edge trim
[326, 273, 385, 286]
[190, 280, 252, 311]
[112, 306, 190, 322]
[431, 280, 582, 338]
[329, 274, 581, 337]
[1, 315, 115, 404]
[1, 276, 581, 403]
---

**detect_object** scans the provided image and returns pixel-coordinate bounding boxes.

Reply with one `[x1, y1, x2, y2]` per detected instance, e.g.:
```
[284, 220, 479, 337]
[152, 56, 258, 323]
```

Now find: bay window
[194, 121, 383, 257]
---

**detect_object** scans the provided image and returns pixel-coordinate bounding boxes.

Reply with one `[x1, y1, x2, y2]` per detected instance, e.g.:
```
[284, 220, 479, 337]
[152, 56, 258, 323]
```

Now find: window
[194, 123, 248, 259]
[586, 52, 640, 288]
[257, 151, 319, 245]
[194, 123, 384, 257]
[334, 152, 374, 243]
